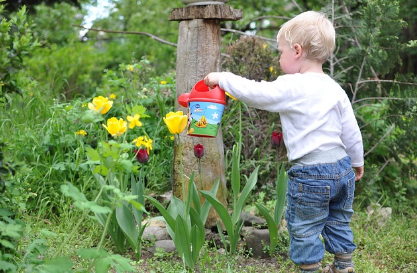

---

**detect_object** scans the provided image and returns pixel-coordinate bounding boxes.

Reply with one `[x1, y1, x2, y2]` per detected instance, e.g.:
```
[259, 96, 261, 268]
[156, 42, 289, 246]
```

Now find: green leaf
[0, 260, 16, 272]
[119, 159, 132, 172]
[78, 248, 104, 259]
[185, 172, 195, 217]
[234, 166, 259, 224]
[95, 257, 112, 273]
[36, 257, 73, 273]
[40, 229, 58, 237]
[110, 253, 137, 272]
[132, 105, 147, 116]
[0, 239, 14, 249]
[256, 203, 278, 256]
[274, 163, 288, 224]
[131, 175, 145, 225]
[200, 178, 219, 224]
[116, 203, 138, 250]
[145, 196, 175, 231]
[199, 191, 233, 240]
[174, 215, 194, 269]
[81, 110, 96, 123]
[87, 202, 112, 214]
[86, 147, 101, 161]
[191, 181, 201, 215]
[60, 183, 87, 203]
[128, 200, 147, 214]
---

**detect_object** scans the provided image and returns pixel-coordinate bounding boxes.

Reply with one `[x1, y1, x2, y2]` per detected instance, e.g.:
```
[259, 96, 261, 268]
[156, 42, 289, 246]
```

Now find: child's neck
[299, 59, 324, 74]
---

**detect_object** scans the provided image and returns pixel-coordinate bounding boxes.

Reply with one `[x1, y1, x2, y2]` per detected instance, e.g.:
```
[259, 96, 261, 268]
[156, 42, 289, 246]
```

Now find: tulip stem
[198, 158, 202, 192]
[178, 134, 186, 205]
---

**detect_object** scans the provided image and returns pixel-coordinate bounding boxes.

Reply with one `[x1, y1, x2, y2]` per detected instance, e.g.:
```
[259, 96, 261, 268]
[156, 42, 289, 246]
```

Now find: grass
[13, 201, 416, 273]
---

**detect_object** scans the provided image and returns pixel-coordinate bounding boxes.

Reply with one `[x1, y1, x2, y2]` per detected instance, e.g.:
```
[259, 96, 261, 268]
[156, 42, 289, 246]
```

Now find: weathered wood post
[169, 2, 242, 227]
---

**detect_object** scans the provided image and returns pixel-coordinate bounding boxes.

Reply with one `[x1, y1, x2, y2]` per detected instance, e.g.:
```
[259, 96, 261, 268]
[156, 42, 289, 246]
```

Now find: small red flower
[134, 149, 149, 164]
[271, 131, 283, 148]
[194, 144, 204, 159]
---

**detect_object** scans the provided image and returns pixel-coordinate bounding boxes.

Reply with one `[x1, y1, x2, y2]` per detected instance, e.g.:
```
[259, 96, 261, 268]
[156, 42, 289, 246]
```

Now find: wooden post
[170, 4, 242, 227]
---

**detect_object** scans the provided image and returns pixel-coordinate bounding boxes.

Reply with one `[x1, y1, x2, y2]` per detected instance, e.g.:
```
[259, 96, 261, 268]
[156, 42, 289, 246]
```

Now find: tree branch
[72, 25, 178, 47]
[220, 28, 276, 43]
[364, 123, 395, 157]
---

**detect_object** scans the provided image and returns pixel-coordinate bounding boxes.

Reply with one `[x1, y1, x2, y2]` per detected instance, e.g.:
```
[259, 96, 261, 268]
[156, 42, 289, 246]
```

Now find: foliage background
[1, 0, 417, 271]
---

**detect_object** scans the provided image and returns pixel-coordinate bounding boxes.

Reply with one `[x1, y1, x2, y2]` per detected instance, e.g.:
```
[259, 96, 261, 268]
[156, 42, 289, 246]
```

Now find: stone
[142, 226, 171, 241]
[367, 203, 392, 226]
[241, 211, 267, 228]
[148, 240, 176, 254]
[245, 228, 270, 258]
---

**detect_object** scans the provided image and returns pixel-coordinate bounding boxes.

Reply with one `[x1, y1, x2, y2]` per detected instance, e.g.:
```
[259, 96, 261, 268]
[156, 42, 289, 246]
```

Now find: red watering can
[178, 80, 226, 138]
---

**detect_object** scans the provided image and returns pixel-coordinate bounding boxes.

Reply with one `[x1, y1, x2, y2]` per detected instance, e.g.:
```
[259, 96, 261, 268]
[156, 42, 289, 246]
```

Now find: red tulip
[194, 144, 204, 159]
[271, 132, 283, 148]
[134, 149, 149, 164]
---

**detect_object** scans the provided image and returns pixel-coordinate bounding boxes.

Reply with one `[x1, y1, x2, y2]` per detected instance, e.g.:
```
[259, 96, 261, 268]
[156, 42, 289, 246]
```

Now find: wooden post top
[169, 4, 242, 21]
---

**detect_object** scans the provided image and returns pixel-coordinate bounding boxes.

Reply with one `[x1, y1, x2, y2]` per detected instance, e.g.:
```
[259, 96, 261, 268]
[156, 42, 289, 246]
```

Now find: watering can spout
[178, 93, 190, 107]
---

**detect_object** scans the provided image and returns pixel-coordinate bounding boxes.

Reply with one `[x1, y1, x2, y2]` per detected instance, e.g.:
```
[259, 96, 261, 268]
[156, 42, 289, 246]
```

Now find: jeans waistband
[292, 147, 347, 166]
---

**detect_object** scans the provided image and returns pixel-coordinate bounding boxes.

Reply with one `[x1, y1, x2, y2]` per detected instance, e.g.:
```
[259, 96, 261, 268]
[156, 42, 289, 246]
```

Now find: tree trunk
[171, 5, 241, 227]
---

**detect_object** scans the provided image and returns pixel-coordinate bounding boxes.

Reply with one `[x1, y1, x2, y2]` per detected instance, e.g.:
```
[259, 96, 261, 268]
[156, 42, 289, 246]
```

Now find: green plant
[255, 162, 287, 257]
[145, 111, 216, 271]
[0, 2, 40, 101]
[146, 176, 218, 271]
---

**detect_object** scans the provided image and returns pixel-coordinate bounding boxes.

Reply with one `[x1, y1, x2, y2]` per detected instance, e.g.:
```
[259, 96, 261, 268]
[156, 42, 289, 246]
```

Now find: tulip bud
[271, 131, 283, 148]
[194, 144, 204, 159]
[134, 149, 149, 164]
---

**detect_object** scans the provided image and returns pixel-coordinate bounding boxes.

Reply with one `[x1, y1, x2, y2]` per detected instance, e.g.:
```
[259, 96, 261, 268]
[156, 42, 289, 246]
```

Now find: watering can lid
[178, 80, 226, 107]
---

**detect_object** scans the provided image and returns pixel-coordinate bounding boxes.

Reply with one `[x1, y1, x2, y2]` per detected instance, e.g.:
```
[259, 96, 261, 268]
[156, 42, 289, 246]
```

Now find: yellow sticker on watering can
[186, 101, 225, 137]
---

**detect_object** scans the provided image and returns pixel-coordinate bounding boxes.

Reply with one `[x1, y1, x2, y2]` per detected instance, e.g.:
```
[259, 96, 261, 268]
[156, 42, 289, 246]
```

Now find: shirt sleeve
[218, 72, 291, 112]
[341, 99, 364, 167]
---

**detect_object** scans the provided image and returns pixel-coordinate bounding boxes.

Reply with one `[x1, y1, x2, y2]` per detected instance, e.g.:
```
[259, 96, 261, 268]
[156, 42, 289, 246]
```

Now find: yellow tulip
[88, 96, 113, 114]
[163, 111, 187, 135]
[103, 117, 127, 137]
[127, 114, 142, 129]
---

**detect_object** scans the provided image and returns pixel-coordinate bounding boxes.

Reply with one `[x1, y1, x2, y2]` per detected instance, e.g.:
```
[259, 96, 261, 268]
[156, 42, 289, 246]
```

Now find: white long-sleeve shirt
[219, 72, 364, 167]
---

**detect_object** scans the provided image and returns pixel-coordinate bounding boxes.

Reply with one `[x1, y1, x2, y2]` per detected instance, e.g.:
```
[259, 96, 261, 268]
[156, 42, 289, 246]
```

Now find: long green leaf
[200, 179, 219, 224]
[145, 196, 175, 231]
[191, 180, 201, 215]
[199, 191, 233, 238]
[274, 163, 288, 224]
[189, 207, 205, 256]
[115, 202, 138, 250]
[256, 203, 278, 256]
[185, 172, 195, 217]
[216, 221, 227, 253]
[131, 174, 145, 226]
[191, 225, 200, 263]
[233, 166, 259, 224]
[174, 215, 194, 269]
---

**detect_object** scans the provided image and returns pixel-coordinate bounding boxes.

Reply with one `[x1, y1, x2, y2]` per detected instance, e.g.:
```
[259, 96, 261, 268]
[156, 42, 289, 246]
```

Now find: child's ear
[293, 44, 303, 58]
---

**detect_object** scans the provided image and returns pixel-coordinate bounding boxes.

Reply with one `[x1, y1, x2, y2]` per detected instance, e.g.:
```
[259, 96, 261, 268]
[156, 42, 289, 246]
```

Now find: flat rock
[148, 240, 176, 254]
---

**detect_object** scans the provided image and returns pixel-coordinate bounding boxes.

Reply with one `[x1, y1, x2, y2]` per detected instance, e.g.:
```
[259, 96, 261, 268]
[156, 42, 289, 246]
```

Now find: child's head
[277, 11, 335, 63]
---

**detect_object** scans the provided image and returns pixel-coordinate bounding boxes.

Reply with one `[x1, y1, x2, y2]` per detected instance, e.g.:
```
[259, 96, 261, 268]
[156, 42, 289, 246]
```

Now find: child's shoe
[322, 263, 355, 273]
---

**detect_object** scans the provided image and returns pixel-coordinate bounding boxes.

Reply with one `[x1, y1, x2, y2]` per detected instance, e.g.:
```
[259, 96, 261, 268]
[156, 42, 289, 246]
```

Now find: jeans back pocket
[296, 183, 330, 220]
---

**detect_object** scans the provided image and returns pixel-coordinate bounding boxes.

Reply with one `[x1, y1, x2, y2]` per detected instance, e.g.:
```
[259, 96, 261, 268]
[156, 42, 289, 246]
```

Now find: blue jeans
[285, 156, 356, 266]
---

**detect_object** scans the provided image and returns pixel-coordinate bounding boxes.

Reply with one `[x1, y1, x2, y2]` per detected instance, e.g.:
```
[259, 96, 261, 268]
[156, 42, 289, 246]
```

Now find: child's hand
[204, 72, 221, 89]
[353, 166, 364, 181]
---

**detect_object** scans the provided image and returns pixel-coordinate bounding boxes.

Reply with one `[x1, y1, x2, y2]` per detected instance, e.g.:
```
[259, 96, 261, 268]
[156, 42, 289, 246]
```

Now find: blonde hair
[277, 11, 335, 63]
